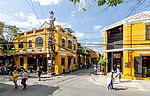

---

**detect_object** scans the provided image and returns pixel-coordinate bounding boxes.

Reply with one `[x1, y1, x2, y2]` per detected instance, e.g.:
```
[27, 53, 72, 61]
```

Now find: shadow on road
[113, 87, 128, 91]
[0, 83, 59, 96]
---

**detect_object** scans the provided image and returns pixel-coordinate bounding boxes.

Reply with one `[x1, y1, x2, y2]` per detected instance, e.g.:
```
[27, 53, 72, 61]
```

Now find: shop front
[134, 55, 150, 78]
[107, 51, 123, 72]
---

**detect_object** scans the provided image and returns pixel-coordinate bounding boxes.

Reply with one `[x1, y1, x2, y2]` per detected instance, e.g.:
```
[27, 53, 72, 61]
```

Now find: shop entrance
[142, 56, 150, 77]
[134, 56, 150, 77]
[107, 52, 123, 72]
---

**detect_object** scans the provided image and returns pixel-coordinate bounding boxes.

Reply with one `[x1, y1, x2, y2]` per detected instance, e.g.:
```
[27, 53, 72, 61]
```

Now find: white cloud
[93, 25, 102, 31]
[0, 2, 2, 5]
[80, 17, 95, 23]
[74, 32, 85, 38]
[55, 21, 72, 28]
[9, 12, 72, 29]
[32, 0, 62, 5]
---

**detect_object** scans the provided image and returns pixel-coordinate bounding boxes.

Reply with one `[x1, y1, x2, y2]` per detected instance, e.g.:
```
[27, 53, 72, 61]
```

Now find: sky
[0, 0, 150, 54]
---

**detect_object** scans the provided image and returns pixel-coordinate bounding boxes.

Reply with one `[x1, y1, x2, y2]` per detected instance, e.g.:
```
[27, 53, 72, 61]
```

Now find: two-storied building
[103, 11, 150, 80]
[13, 22, 78, 75]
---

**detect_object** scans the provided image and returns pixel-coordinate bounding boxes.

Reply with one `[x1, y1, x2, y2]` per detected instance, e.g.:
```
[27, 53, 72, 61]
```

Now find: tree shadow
[0, 83, 59, 96]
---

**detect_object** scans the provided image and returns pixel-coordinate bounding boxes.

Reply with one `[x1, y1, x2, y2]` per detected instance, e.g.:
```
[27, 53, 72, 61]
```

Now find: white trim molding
[104, 47, 150, 52]
[103, 11, 150, 31]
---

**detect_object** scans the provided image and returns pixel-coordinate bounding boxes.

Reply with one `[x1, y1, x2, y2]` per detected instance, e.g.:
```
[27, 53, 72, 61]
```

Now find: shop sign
[113, 53, 121, 58]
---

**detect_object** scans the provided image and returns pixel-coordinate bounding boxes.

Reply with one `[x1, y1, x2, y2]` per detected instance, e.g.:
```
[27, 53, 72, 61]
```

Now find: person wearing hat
[107, 70, 114, 90]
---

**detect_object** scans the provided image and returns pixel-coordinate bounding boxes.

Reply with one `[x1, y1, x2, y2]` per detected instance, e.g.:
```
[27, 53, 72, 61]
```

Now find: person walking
[107, 70, 115, 90]
[115, 67, 121, 82]
[21, 68, 28, 90]
[69, 64, 72, 73]
[37, 66, 42, 81]
[12, 70, 19, 89]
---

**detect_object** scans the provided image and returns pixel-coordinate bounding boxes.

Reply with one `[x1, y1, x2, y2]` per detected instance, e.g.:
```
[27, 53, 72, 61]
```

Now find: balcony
[107, 40, 123, 50]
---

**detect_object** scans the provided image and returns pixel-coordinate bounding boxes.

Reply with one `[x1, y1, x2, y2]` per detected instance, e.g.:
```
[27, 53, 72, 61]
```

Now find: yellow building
[13, 22, 78, 75]
[77, 45, 100, 68]
[103, 11, 150, 80]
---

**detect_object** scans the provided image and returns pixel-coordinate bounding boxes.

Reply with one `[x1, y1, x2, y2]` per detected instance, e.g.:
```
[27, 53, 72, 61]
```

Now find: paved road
[0, 68, 150, 96]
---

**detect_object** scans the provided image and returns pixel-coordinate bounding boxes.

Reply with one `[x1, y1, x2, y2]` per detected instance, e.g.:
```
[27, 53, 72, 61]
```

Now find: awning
[138, 52, 150, 56]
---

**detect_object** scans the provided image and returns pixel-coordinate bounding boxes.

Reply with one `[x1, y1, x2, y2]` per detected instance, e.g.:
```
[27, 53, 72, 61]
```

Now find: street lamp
[48, 11, 56, 75]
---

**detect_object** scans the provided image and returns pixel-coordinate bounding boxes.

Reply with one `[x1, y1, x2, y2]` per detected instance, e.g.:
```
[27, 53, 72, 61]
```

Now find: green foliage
[31, 48, 34, 52]
[70, 0, 123, 11]
[0, 22, 19, 42]
[97, 0, 106, 6]
[0, 46, 4, 50]
[77, 49, 89, 56]
[98, 58, 108, 65]
[108, 0, 123, 6]
[82, 7, 86, 11]
[0, 44, 3, 50]
[22, 48, 26, 51]
[11, 47, 17, 51]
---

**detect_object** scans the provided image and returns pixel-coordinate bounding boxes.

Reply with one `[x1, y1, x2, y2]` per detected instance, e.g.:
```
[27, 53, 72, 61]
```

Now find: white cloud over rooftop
[32, 0, 62, 6]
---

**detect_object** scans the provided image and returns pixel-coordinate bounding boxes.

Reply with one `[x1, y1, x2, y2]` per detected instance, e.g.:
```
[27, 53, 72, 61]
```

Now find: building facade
[13, 22, 77, 75]
[103, 11, 150, 80]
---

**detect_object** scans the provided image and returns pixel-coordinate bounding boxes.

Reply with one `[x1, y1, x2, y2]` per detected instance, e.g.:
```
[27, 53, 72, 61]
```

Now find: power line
[37, 1, 46, 19]
[25, 0, 42, 25]
[0, 8, 28, 21]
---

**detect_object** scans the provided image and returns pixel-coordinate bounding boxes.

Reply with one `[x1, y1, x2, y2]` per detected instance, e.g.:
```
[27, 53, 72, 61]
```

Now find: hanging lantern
[40, 54, 43, 58]
[108, 31, 110, 36]
[119, 27, 122, 31]
[143, 57, 147, 63]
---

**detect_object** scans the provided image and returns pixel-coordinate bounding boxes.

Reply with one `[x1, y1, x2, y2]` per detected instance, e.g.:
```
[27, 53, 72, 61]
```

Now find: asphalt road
[0, 68, 150, 96]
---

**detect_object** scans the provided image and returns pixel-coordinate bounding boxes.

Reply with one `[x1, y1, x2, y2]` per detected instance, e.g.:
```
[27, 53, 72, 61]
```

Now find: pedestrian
[12, 70, 19, 89]
[107, 70, 114, 90]
[21, 68, 28, 90]
[37, 66, 42, 81]
[115, 67, 121, 82]
[69, 64, 72, 73]
[93, 65, 97, 75]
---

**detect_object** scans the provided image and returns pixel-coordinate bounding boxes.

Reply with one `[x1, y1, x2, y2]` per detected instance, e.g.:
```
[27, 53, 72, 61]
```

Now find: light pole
[48, 11, 55, 75]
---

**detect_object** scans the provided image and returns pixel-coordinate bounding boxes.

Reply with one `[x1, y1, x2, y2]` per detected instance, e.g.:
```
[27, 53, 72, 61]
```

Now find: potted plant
[98, 58, 108, 75]
[22, 48, 26, 51]
[39, 49, 42, 52]
[31, 48, 34, 52]
[0, 44, 4, 54]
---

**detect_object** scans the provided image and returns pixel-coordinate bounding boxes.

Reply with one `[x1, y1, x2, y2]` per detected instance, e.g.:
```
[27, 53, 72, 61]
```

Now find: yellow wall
[104, 21, 150, 79]
[14, 26, 78, 75]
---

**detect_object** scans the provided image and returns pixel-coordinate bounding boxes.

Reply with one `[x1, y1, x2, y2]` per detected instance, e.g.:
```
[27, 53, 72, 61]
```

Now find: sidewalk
[89, 73, 150, 90]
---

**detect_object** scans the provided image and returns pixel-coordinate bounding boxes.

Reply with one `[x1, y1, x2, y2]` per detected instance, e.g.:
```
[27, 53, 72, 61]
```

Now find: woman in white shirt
[21, 68, 28, 90]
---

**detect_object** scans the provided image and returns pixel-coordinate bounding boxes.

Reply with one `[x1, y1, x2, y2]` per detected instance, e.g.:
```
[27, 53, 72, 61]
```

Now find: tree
[0, 22, 18, 42]
[0, 22, 19, 55]
[70, 0, 123, 11]
[98, 58, 108, 74]
[70, 0, 149, 16]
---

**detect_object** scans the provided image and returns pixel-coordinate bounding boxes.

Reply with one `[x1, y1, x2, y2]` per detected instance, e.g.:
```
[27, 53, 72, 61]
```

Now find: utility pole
[48, 11, 56, 75]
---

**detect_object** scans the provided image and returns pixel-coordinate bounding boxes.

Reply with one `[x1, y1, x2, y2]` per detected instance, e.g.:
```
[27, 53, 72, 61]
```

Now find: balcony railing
[107, 40, 123, 50]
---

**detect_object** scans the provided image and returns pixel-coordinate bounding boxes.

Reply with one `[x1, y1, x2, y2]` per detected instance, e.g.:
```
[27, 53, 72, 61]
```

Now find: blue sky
[0, 0, 150, 53]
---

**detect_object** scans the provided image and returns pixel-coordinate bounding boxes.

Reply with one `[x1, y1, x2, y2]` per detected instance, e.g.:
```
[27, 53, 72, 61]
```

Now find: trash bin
[142, 67, 147, 77]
